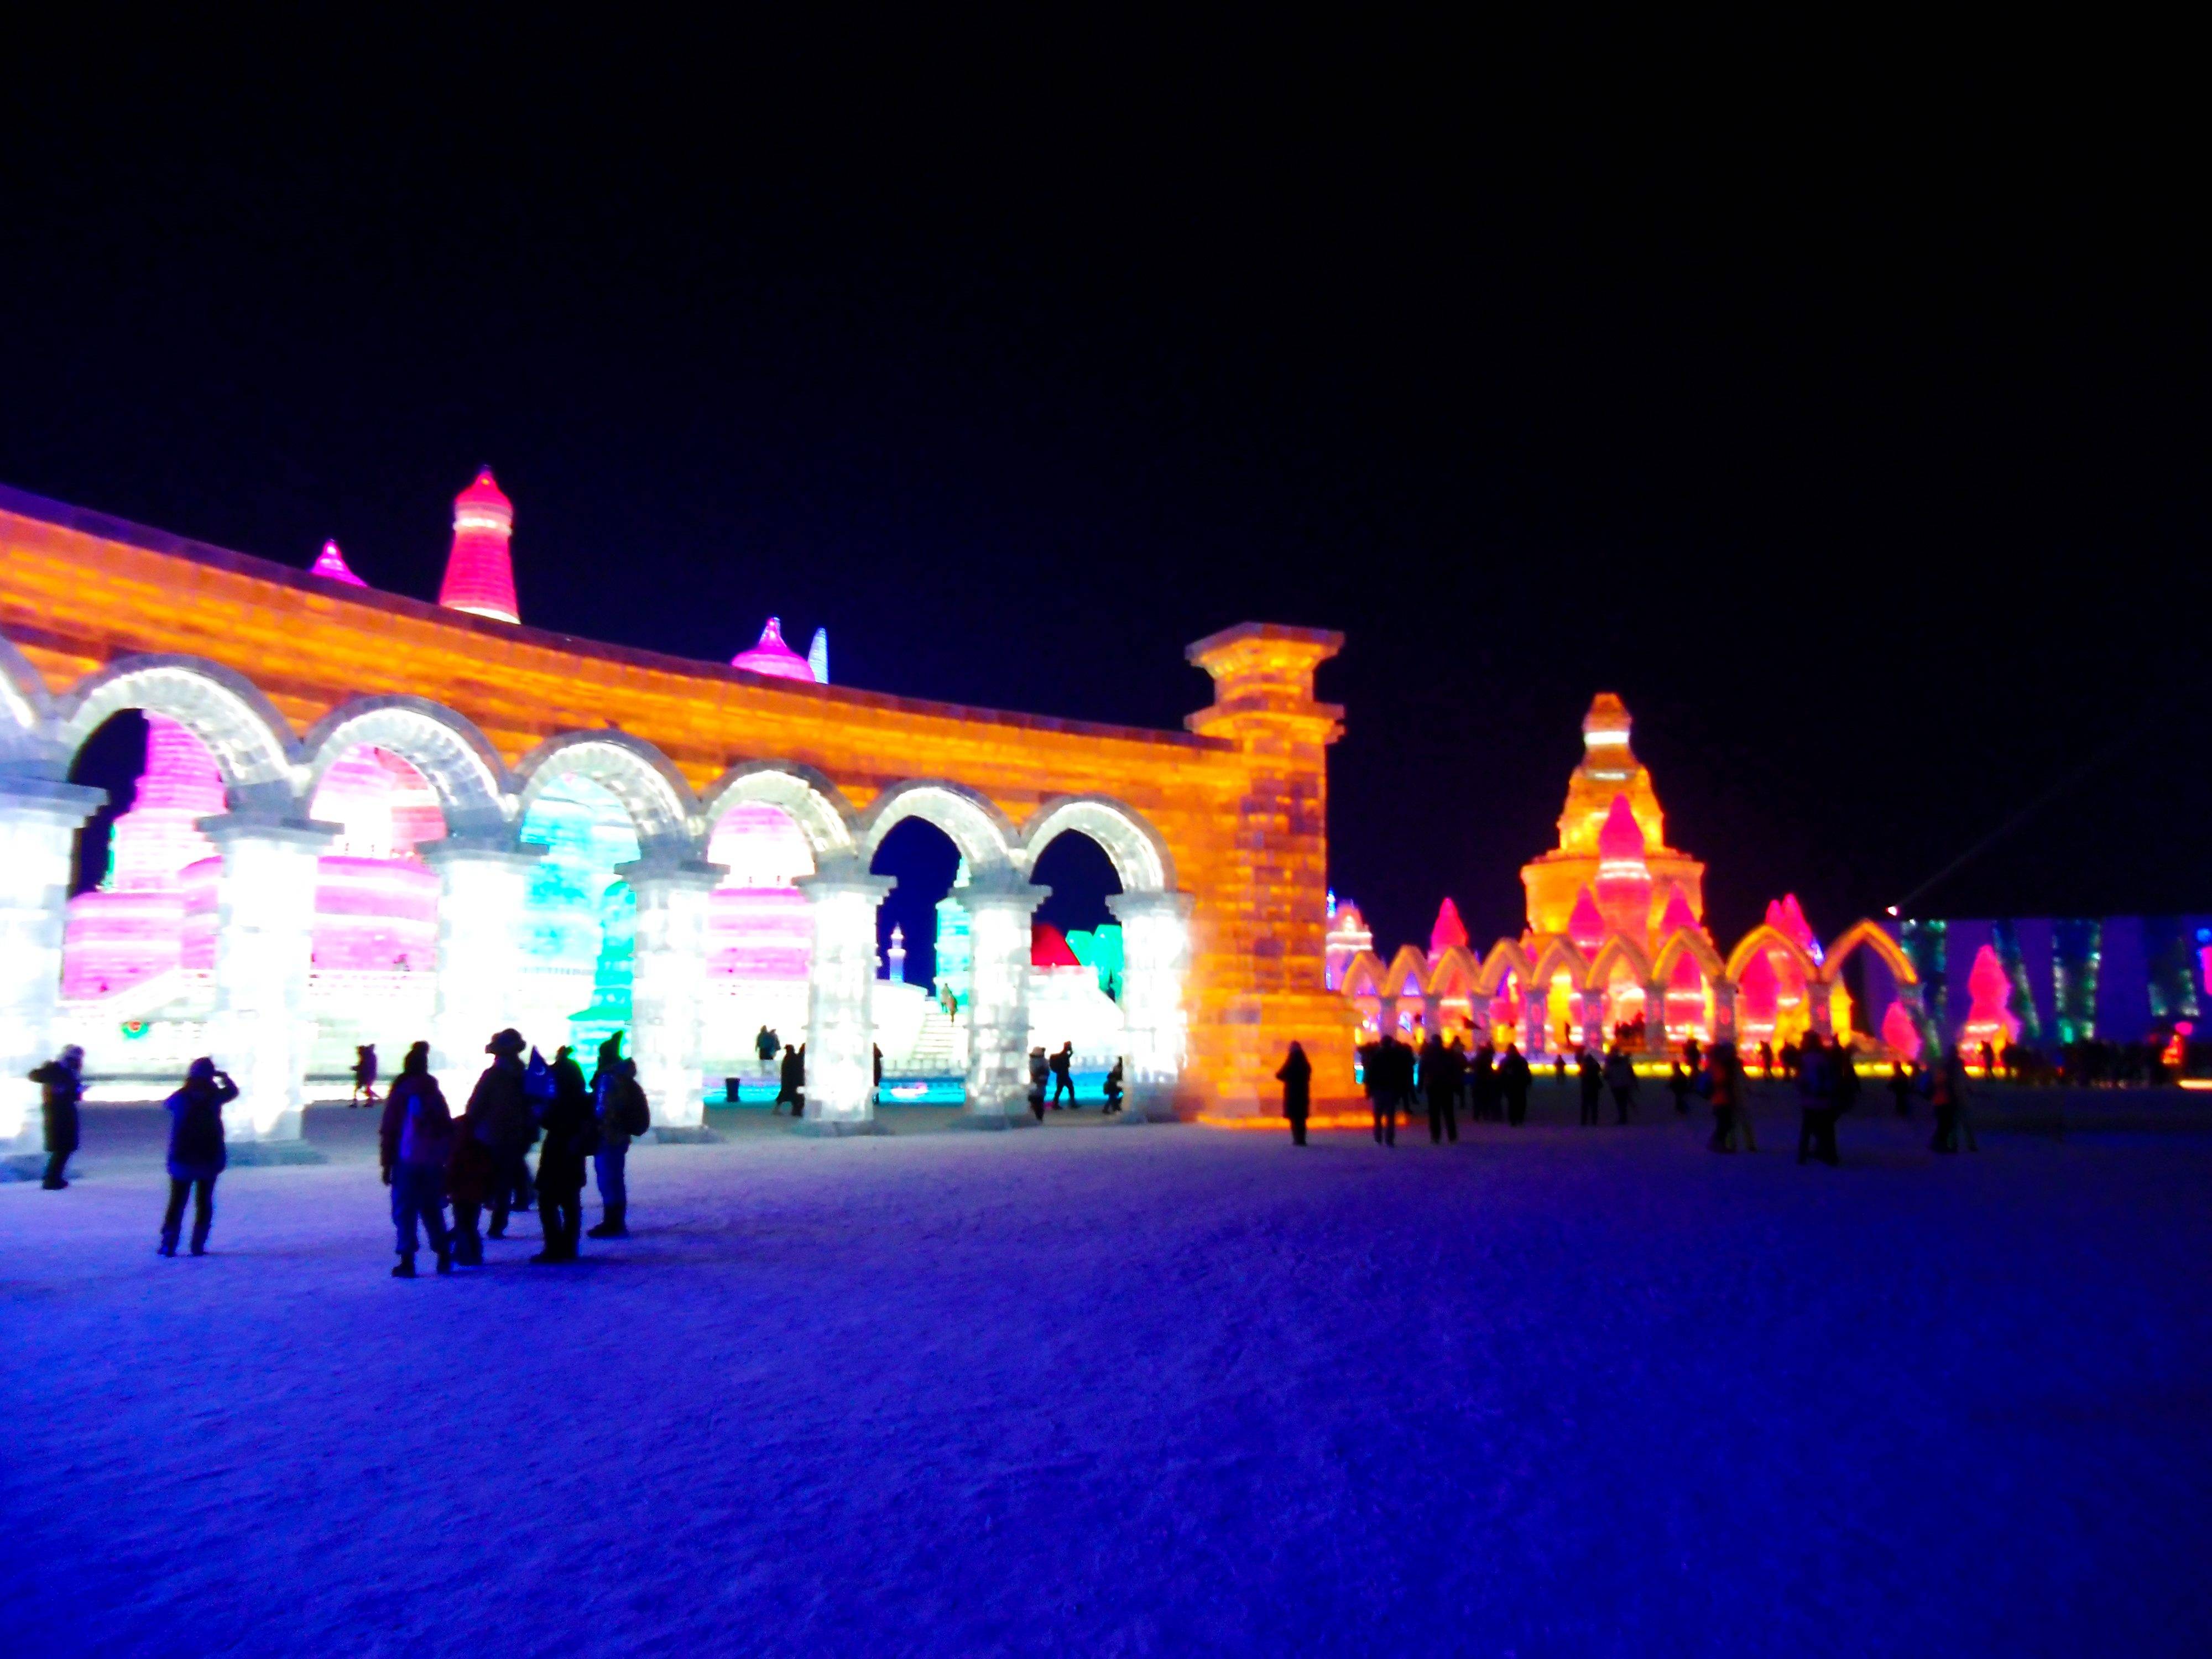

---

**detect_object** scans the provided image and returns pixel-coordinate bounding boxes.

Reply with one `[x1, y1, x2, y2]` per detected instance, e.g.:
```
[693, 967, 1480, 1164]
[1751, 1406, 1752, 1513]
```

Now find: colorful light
[309, 539, 367, 587]
[730, 617, 817, 682]
[1428, 897, 1469, 957]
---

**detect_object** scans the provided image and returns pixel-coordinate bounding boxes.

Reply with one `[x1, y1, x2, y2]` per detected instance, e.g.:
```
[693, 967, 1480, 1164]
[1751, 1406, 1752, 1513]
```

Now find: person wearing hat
[467, 1029, 535, 1241]
[29, 1045, 86, 1188]
[160, 1057, 237, 1256]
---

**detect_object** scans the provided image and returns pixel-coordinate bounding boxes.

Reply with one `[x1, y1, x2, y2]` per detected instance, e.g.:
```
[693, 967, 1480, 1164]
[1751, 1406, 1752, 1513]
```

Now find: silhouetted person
[873, 1042, 885, 1105]
[380, 1041, 453, 1277]
[1759, 1040, 1775, 1078]
[1554, 1052, 1569, 1088]
[1682, 1036, 1703, 1073]
[1103, 1058, 1125, 1115]
[1890, 1059, 1914, 1116]
[1604, 1047, 1637, 1124]
[1707, 1041, 1743, 1152]
[531, 1045, 593, 1262]
[159, 1058, 236, 1256]
[589, 1032, 646, 1237]
[351, 1043, 379, 1107]
[1832, 1040, 1861, 1136]
[468, 1029, 533, 1239]
[1979, 1040, 1996, 1080]
[1929, 1046, 1975, 1153]
[1027, 1046, 1049, 1122]
[756, 1025, 779, 1068]
[776, 1042, 804, 1115]
[1577, 1050, 1604, 1126]
[1500, 1042, 1532, 1125]
[1050, 1041, 1075, 1107]
[1796, 1032, 1839, 1165]
[1276, 1041, 1312, 1145]
[1667, 1060, 1694, 1117]
[30, 1045, 84, 1189]
[446, 1079, 494, 1266]
[1370, 1034, 1404, 1146]
[1469, 1040, 1498, 1121]
[1423, 1034, 1461, 1144]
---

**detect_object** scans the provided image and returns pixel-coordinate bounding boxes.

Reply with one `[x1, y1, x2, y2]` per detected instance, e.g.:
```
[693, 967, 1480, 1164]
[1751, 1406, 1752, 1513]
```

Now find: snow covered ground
[4, 1102, 2209, 1656]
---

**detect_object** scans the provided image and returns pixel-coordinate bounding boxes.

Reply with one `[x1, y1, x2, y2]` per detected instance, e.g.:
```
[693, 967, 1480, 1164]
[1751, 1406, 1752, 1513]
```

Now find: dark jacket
[1499, 1051, 1532, 1097]
[165, 1075, 238, 1182]
[32, 1061, 83, 1154]
[383, 1073, 453, 1172]
[538, 1054, 596, 1193]
[467, 1055, 534, 1154]
[1274, 1047, 1313, 1118]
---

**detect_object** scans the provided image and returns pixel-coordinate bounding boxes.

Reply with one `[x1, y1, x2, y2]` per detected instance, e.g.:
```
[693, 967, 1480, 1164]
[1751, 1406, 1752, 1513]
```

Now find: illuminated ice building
[4, 468, 1359, 1141]
[1339, 695, 1924, 1061]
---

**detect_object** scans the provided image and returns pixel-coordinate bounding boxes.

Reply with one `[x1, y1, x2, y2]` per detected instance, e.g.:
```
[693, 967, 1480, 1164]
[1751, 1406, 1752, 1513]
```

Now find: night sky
[5, 23, 2204, 956]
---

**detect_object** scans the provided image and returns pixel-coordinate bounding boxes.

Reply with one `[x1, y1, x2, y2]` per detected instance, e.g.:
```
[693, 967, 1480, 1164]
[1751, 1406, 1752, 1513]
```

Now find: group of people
[1289, 1026, 1988, 1165]
[375, 1027, 651, 1275]
[24, 1028, 653, 1272]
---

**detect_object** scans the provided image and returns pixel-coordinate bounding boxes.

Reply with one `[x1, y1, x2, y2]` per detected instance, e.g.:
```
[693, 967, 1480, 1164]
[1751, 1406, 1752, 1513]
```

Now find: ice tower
[437, 468, 519, 624]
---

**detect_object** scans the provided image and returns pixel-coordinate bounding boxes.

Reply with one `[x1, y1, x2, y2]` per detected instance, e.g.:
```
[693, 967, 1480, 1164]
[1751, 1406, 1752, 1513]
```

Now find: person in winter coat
[775, 1042, 805, 1116]
[379, 1042, 453, 1277]
[445, 1082, 496, 1267]
[160, 1058, 237, 1256]
[351, 1043, 379, 1107]
[1796, 1032, 1840, 1165]
[1499, 1042, 1532, 1126]
[1603, 1047, 1638, 1125]
[1048, 1042, 1076, 1108]
[1368, 1034, 1403, 1146]
[1425, 1035, 1463, 1144]
[1577, 1050, 1605, 1126]
[1667, 1061, 1695, 1117]
[1930, 1046, 1975, 1153]
[467, 1029, 534, 1239]
[30, 1045, 85, 1189]
[533, 1045, 596, 1262]
[1707, 1041, 1741, 1152]
[1027, 1047, 1050, 1122]
[1102, 1058, 1125, 1115]
[755, 1025, 779, 1068]
[589, 1032, 645, 1238]
[1276, 1041, 1312, 1145]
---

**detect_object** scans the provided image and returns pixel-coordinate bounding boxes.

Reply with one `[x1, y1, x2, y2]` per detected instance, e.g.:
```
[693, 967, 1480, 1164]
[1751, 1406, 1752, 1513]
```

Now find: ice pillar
[200, 815, 338, 1140]
[1808, 976, 1835, 1041]
[1107, 889, 1192, 1121]
[1713, 980, 1738, 1044]
[795, 862, 895, 1131]
[622, 857, 722, 1133]
[0, 779, 107, 1145]
[421, 843, 539, 1077]
[961, 873, 1048, 1123]
[1578, 987, 1606, 1053]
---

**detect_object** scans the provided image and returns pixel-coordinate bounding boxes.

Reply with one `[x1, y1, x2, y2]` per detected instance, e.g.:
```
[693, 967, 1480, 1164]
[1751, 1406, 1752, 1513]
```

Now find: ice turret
[310, 539, 367, 587]
[437, 468, 519, 624]
[730, 617, 817, 682]
[1429, 898, 1469, 957]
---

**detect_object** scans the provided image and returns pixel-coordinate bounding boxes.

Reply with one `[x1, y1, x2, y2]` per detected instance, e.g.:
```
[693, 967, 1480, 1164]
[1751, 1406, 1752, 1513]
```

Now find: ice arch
[514, 731, 697, 855]
[700, 760, 860, 863]
[56, 654, 296, 811]
[0, 634, 57, 764]
[859, 779, 1018, 877]
[1018, 795, 1175, 893]
[299, 696, 512, 840]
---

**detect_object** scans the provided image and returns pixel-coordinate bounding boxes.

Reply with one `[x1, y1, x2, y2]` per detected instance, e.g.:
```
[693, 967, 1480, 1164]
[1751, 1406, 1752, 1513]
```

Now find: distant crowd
[1272, 1028, 1988, 1164]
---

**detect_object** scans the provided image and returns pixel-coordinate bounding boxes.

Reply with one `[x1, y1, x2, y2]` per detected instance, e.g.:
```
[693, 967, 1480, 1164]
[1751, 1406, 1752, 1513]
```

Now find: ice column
[961, 873, 1048, 1123]
[1577, 988, 1606, 1053]
[623, 857, 722, 1133]
[1712, 980, 1738, 1044]
[200, 815, 338, 1140]
[421, 843, 539, 1076]
[0, 779, 107, 1144]
[1105, 889, 1192, 1120]
[796, 860, 895, 1130]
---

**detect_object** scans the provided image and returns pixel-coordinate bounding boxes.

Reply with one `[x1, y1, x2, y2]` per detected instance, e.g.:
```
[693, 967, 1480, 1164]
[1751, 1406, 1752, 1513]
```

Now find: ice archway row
[8, 647, 1178, 886]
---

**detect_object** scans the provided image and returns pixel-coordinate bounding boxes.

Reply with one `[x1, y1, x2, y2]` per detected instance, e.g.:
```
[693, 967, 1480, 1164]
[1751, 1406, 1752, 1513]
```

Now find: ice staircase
[902, 1005, 964, 1076]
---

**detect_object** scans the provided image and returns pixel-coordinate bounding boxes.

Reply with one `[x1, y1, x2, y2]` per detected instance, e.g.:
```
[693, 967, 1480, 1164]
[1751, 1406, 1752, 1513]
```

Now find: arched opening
[702, 800, 816, 1097]
[298, 743, 448, 1090]
[869, 815, 969, 1103]
[517, 775, 642, 1056]
[1027, 828, 1129, 1106]
[57, 711, 228, 1085]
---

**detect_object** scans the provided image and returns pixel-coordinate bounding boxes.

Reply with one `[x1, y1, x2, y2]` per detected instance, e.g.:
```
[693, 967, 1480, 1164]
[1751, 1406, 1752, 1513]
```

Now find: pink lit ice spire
[1657, 884, 1700, 937]
[310, 539, 368, 587]
[1429, 897, 1469, 957]
[1593, 794, 1653, 938]
[1567, 886, 1608, 952]
[1765, 893, 1822, 963]
[437, 467, 519, 624]
[730, 617, 818, 682]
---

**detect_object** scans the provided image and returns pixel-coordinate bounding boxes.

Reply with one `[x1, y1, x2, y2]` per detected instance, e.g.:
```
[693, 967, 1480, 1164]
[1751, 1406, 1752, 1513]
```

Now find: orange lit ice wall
[0, 476, 1353, 1141]
[1339, 694, 1921, 1060]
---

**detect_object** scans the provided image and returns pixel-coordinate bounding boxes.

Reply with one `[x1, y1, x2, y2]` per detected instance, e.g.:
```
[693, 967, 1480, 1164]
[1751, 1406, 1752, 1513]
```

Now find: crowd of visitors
[1335, 1026, 1996, 1165]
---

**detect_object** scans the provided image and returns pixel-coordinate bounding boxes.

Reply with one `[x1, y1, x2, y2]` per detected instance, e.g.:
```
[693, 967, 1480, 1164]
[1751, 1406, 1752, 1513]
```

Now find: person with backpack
[467, 1029, 535, 1240]
[29, 1045, 85, 1190]
[589, 1031, 649, 1239]
[379, 1041, 453, 1277]
[159, 1058, 237, 1257]
[533, 1045, 596, 1262]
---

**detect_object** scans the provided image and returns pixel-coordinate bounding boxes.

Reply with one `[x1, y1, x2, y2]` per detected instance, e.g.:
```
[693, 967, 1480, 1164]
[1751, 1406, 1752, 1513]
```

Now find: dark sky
[5, 20, 2205, 954]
